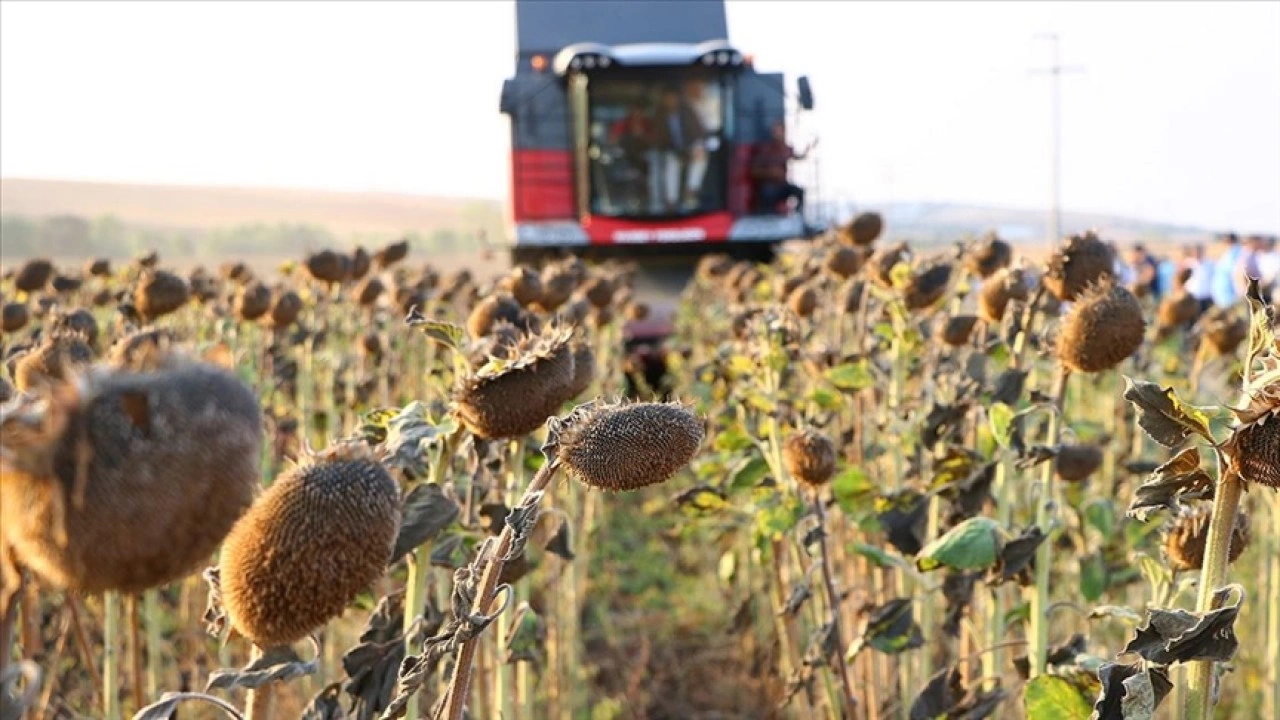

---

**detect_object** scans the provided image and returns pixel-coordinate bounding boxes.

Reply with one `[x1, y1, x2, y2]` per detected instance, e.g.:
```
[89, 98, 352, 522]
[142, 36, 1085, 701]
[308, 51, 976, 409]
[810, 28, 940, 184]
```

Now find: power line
[1031, 33, 1084, 244]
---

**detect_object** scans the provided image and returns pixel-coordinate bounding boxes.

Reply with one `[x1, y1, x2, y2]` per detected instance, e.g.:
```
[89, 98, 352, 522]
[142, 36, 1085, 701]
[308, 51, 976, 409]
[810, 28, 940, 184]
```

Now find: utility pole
[1031, 33, 1084, 244]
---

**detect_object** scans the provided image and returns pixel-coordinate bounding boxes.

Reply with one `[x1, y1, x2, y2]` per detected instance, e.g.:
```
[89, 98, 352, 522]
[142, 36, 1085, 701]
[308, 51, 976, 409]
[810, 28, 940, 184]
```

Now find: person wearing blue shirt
[1210, 233, 1242, 307]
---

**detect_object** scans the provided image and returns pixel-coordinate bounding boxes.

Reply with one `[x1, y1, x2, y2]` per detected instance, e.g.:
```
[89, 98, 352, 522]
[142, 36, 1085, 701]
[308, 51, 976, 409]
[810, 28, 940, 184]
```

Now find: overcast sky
[2, 0, 1277, 232]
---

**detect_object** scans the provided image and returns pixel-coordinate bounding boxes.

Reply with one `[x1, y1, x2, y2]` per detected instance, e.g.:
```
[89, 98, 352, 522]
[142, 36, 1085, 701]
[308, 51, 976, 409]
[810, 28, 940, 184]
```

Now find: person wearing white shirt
[1180, 244, 1214, 312]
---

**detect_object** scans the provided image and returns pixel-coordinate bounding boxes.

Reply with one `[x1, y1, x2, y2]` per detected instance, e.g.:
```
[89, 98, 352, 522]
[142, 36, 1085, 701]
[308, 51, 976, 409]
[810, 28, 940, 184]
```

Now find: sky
[1, 0, 1278, 233]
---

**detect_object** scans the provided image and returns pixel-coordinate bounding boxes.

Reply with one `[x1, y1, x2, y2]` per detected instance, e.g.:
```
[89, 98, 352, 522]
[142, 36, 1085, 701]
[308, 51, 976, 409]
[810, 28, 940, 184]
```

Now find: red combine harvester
[500, 0, 822, 345]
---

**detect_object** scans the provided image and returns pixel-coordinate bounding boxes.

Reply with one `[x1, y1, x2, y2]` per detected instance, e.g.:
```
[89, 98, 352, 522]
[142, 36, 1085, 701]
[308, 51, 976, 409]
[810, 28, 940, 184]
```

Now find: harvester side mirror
[797, 76, 814, 111]
[500, 79, 516, 115]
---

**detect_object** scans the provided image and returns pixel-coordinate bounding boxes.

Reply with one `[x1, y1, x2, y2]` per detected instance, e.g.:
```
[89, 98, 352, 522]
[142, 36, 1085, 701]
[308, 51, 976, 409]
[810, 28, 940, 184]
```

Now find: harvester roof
[515, 0, 729, 59]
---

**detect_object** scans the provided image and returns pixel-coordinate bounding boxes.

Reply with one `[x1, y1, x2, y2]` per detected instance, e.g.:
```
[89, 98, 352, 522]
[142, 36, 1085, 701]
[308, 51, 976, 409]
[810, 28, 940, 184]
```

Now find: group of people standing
[603, 77, 812, 216]
[606, 79, 719, 214]
[1123, 232, 1280, 309]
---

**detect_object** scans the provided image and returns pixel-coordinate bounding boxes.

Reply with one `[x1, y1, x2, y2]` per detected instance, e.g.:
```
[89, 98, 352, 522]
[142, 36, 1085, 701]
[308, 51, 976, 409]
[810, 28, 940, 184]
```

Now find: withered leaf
[429, 533, 470, 570]
[923, 401, 972, 447]
[1093, 663, 1172, 720]
[942, 572, 979, 637]
[131, 692, 244, 720]
[389, 483, 460, 565]
[1127, 447, 1214, 521]
[802, 524, 826, 551]
[1124, 460, 1161, 475]
[876, 490, 929, 556]
[852, 597, 924, 656]
[801, 622, 839, 668]
[1122, 377, 1214, 448]
[343, 594, 415, 720]
[945, 462, 996, 526]
[728, 596, 755, 636]
[300, 683, 346, 720]
[911, 666, 964, 720]
[206, 644, 318, 692]
[478, 503, 510, 536]
[1012, 634, 1087, 680]
[504, 604, 544, 665]
[989, 369, 1028, 406]
[378, 402, 459, 477]
[672, 484, 730, 514]
[910, 666, 1005, 720]
[1047, 634, 1087, 666]
[544, 518, 575, 561]
[1014, 445, 1057, 471]
[403, 308, 465, 351]
[1123, 586, 1242, 665]
[987, 526, 1044, 587]
[779, 580, 813, 617]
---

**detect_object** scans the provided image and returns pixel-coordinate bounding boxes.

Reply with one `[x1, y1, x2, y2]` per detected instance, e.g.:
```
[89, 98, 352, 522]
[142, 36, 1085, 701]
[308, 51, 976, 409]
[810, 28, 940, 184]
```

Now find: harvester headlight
[716, 51, 730, 65]
[599, 55, 612, 67]
[730, 52, 743, 65]
[701, 54, 716, 66]
[583, 55, 597, 69]
[570, 56, 583, 70]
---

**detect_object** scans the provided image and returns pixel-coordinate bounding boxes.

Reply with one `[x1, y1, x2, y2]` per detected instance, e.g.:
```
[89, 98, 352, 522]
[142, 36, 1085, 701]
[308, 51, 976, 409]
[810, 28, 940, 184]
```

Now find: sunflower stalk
[811, 489, 860, 718]
[1267, 494, 1280, 720]
[442, 459, 562, 720]
[403, 430, 459, 720]
[103, 590, 122, 720]
[1027, 368, 1071, 677]
[1185, 454, 1244, 720]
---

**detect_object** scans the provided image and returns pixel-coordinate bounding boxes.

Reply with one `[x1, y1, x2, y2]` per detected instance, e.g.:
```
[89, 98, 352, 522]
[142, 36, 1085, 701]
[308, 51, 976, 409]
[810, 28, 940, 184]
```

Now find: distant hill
[0, 178, 1212, 265]
[0, 178, 503, 238]
[824, 201, 1211, 250]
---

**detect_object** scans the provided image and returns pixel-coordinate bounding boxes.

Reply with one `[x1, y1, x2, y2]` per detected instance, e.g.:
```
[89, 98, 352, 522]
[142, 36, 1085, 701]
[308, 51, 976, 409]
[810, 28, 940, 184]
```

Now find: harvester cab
[500, 0, 821, 356]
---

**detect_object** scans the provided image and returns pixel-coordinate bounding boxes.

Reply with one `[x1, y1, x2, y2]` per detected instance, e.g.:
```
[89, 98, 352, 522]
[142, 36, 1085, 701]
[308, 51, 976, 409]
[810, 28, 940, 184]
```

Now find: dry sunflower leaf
[1122, 378, 1214, 448]
[1127, 447, 1214, 520]
[206, 643, 319, 692]
[132, 692, 244, 720]
[876, 490, 929, 556]
[300, 683, 346, 720]
[849, 597, 924, 657]
[1122, 585, 1243, 665]
[910, 665, 1005, 720]
[404, 307, 465, 352]
[1092, 662, 1172, 720]
[389, 483, 460, 565]
[987, 526, 1045, 586]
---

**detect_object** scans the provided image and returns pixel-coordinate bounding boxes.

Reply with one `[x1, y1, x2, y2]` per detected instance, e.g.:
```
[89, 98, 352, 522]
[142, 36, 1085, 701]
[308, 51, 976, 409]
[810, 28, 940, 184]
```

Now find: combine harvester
[500, 0, 825, 341]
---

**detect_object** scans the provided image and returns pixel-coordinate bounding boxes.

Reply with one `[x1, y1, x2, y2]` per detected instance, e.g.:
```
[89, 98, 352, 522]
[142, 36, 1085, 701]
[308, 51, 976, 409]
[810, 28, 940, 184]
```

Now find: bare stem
[1186, 459, 1244, 720]
[127, 594, 144, 712]
[812, 489, 860, 718]
[103, 591, 122, 720]
[442, 459, 562, 720]
[1027, 368, 1070, 678]
[143, 589, 161, 700]
[403, 430, 459, 720]
[244, 646, 273, 720]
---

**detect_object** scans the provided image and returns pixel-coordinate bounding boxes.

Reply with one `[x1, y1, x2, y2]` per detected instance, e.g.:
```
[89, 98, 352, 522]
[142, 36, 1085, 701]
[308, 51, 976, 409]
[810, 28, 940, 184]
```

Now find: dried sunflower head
[1055, 280, 1145, 374]
[1225, 360, 1280, 489]
[842, 212, 883, 247]
[454, 325, 576, 439]
[1043, 230, 1116, 302]
[1164, 504, 1251, 572]
[550, 401, 704, 492]
[219, 440, 399, 647]
[978, 268, 1029, 325]
[902, 262, 954, 311]
[783, 429, 837, 488]
[964, 232, 1013, 279]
